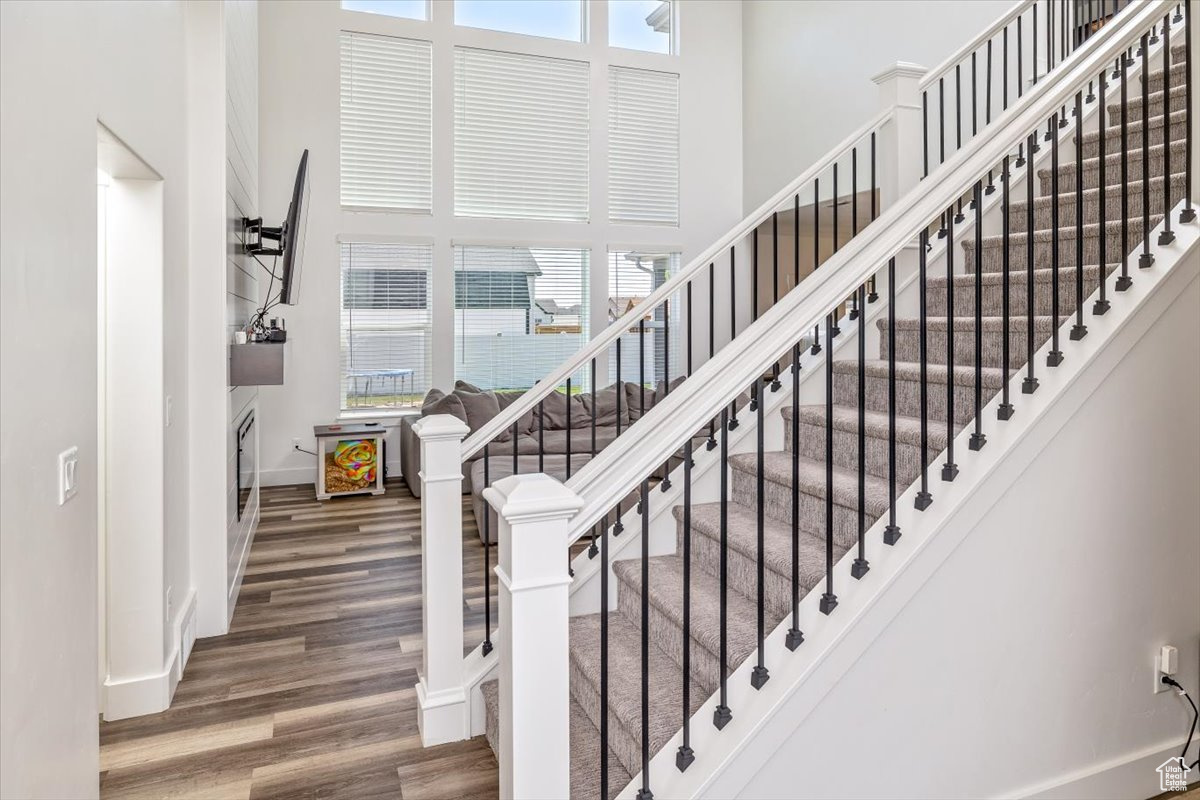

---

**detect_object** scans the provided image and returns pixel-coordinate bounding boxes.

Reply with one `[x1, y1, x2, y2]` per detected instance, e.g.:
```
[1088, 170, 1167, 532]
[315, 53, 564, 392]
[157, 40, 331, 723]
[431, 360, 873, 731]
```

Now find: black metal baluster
[1024, 133, 1040, 394]
[661, 297, 673, 491]
[943, 207, 958, 482]
[1184, 0, 1196, 224]
[868, 133, 879, 302]
[786, 341, 804, 650]
[1096, 69, 1111, 316]
[483, 443, 493, 654]
[923, 90, 930, 179]
[794, 193, 801, 288]
[589, 361, 599, 558]
[1161, 15, 1177, 245]
[751, 381, 769, 689]
[538, 400, 544, 473]
[600, 499, 610, 800]
[812, 179, 823, 354]
[883, 255, 902, 546]
[1139, 32, 1154, 268]
[714, 408, 732, 729]
[998, 157, 1014, 421]
[972, 178, 987, 442]
[820, 315, 838, 614]
[729, 247, 740, 429]
[1071, 90, 1088, 341]
[1034, 4, 1039, 85]
[940, 76, 946, 167]
[972, 51, 979, 149]
[956, 63, 963, 157]
[1019, 14, 1025, 98]
[916, 229, 932, 510]
[852, 282, 869, 580]
[771, 211, 781, 389]
[1004, 25, 1010, 112]
[832, 163, 842, 335]
[676, 438, 694, 772]
[565, 379, 574, 482]
[616, 338, 623, 436]
[987, 40, 996, 193]
[512, 420, 518, 476]
[708, 262, 717, 450]
[752, 223, 760, 325]
[1118, 50, 1133, 291]
[852, 148, 861, 316]
[638, 478, 652, 800]
[639, 319, 646, 422]
[1048, 111, 1064, 366]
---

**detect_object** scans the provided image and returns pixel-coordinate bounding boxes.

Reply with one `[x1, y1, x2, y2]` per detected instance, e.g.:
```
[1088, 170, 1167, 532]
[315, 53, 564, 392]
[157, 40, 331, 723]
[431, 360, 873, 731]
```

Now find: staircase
[476, 29, 1191, 796]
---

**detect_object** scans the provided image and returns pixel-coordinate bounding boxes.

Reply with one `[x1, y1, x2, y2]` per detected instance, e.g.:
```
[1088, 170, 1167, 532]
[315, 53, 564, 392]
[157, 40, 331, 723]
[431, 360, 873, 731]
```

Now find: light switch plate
[58, 446, 79, 505]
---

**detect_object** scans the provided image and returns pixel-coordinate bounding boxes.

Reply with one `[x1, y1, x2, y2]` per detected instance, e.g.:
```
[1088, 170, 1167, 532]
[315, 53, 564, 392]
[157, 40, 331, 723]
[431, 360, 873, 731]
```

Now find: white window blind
[453, 245, 589, 390]
[340, 32, 432, 212]
[609, 66, 679, 225]
[454, 48, 590, 221]
[340, 242, 433, 409]
[608, 250, 681, 386]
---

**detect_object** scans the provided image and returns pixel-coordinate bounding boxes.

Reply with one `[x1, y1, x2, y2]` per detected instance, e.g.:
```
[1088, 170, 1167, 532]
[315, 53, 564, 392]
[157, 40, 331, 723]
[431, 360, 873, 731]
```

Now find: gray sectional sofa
[400, 379, 684, 543]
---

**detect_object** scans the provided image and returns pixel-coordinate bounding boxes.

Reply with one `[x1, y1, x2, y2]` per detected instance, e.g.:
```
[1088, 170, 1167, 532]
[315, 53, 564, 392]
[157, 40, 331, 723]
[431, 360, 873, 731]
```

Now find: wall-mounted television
[243, 148, 310, 307]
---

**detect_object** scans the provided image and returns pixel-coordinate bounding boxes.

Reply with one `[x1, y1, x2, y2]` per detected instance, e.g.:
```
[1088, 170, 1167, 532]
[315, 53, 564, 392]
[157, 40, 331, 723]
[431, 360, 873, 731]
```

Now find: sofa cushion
[495, 390, 536, 436]
[625, 381, 656, 421]
[585, 383, 629, 428]
[537, 391, 592, 430]
[454, 388, 502, 436]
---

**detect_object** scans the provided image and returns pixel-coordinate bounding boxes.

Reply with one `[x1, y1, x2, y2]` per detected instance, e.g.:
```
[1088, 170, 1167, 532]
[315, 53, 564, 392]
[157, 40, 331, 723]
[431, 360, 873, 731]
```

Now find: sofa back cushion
[421, 389, 467, 423]
[538, 391, 592, 430]
[587, 383, 629, 428]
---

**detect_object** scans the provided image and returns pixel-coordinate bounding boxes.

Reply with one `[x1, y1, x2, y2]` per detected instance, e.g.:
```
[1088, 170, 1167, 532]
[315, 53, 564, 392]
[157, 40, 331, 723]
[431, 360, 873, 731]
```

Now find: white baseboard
[102, 587, 197, 721]
[1013, 738, 1198, 799]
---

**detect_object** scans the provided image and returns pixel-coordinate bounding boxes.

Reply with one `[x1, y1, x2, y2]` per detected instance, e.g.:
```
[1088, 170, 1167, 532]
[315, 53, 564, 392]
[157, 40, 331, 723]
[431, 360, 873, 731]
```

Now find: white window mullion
[609, 66, 679, 225]
[340, 31, 433, 212]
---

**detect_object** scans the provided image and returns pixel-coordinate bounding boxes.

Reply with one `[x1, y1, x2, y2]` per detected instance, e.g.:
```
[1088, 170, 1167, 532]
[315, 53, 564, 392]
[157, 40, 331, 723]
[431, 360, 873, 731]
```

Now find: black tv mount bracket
[243, 216, 284, 257]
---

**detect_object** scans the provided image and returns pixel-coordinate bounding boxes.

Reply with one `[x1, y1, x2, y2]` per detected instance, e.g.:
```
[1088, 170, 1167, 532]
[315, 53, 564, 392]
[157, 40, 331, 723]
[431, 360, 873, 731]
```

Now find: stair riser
[834, 370, 999, 426]
[568, 657, 644, 779]
[1144, 60, 1188, 94]
[1109, 86, 1187, 126]
[677, 519, 798, 625]
[1039, 140, 1185, 193]
[883, 321, 1056, 370]
[729, 467, 880, 545]
[786, 417, 930, 487]
[1012, 173, 1186, 233]
[1081, 115, 1185, 159]
[968, 216, 1155, 273]
[926, 268, 1105, 317]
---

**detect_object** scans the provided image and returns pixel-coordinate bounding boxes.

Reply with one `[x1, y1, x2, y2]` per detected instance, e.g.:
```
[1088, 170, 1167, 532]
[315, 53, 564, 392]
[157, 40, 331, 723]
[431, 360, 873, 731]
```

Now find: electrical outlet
[1155, 644, 1179, 694]
[292, 438, 302, 451]
[58, 447, 79, 505]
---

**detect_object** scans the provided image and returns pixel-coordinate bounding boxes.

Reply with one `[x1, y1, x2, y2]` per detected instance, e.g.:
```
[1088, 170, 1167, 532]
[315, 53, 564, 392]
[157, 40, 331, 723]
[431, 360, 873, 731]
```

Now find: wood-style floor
[99, 478, 499, 800]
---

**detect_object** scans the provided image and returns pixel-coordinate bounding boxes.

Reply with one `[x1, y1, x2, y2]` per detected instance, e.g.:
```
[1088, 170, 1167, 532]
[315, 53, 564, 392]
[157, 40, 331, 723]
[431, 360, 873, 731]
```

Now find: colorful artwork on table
[324, 438, 378, 493]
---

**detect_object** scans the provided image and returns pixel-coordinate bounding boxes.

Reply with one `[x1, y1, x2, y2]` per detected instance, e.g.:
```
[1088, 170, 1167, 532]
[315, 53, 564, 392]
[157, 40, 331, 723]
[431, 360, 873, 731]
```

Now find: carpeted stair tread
[783, 402, 949, 451]
[833, 358, 1006, 387]
[1109, 85, 1187, 125]
[568, 612, 706, 780]
[1010, 173, 1187, 232]
[926, 264, 1114, 317]
[966, 215, 1162, 272]
[673, 501, 837, 610]
[480, 679, 631, 799]
[614, 552, 772, 694]
[729, 450, 893, 520]
[1079, 108, 1186, 157]
[1040, 139, 1186, 192]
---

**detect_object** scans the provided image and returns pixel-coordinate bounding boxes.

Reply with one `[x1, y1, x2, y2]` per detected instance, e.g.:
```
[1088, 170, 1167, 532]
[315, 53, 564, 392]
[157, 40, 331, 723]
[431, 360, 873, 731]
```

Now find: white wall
[735, 271, 1200, 799]
[741, 0, 1011, 210]
[256, 0, 744, 487]
[0, 0, 195, 794]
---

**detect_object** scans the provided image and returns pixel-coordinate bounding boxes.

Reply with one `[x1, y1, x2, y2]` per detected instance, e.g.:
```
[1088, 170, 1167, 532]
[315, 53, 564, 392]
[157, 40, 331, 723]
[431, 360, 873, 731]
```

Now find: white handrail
[564, 0, 1168, 538]
[920, 0, 1034, 91]
[459, 107, 895, 462]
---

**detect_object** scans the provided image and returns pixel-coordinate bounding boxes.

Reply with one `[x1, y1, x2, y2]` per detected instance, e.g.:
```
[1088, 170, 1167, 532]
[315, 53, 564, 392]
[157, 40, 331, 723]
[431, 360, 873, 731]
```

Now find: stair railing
[487, 1, 1189, 795]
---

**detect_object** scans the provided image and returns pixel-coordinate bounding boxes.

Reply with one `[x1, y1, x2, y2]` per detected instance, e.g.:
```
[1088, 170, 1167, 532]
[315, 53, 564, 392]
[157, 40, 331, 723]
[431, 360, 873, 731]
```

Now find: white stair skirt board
[622, 212, 1199, 799]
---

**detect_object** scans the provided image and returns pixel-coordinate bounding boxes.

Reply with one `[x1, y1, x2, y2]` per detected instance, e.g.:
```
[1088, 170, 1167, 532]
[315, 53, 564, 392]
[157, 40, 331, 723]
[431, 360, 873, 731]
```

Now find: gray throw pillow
[585, 383, 629, 428]
[454, 379, 484, 394]
[453, 388, 505, 439]
[421, 390, 467, 425]
[538, 391, 592, 430]
[625, 381, 657, 422]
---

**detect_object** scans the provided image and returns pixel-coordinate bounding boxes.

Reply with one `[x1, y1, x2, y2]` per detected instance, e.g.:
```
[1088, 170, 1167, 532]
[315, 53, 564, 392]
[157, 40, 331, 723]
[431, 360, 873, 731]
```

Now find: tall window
[340, 32, 433, 212]
[340, 242, 433, 409]
[454, 47, 590, 221]
[608, 250, 681, 386]
[454, 245, 588, 390]
[609, 0, 673, 53]
[609, 66, 679, 225]
[455, 0, 584, 41]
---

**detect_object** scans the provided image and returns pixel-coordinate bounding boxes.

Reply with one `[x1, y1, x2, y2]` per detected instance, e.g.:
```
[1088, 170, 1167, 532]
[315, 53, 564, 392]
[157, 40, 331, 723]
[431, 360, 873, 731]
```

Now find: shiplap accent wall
[225, 0, 259, 616]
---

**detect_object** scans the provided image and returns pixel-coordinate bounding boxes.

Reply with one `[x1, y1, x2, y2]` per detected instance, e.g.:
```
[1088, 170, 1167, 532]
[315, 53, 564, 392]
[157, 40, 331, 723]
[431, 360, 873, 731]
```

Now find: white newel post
[485, 473, 582, 800]
[414, 414, 470, 746]
[873, 62, 929, 209]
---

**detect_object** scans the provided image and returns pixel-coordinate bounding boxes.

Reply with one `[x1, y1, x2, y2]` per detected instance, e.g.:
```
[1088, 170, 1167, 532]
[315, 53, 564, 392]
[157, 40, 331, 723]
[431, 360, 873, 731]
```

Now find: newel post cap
[872, 61, 928, 85]
[483, 473, 585, 526]
[413, 414, 470, 441]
